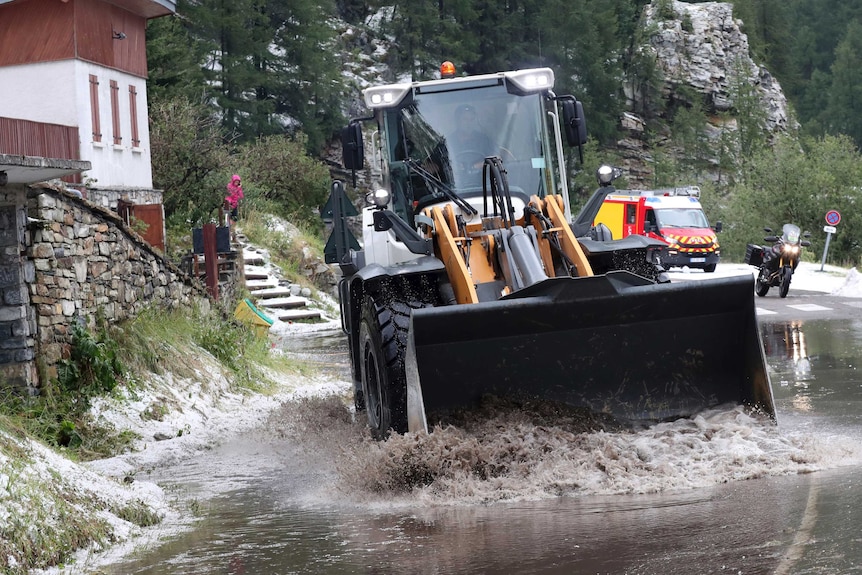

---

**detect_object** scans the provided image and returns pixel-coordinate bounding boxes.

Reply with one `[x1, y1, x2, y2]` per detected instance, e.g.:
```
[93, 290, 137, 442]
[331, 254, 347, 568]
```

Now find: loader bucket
[405, 272, 773, 433]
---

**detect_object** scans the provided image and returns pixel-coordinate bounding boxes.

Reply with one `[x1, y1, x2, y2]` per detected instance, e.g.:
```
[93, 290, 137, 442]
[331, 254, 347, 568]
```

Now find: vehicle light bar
[364, 83, 412, 109]
[362, 67, 556, 110]
[657, 186, 701, 197]
[503, 68, 555, 92]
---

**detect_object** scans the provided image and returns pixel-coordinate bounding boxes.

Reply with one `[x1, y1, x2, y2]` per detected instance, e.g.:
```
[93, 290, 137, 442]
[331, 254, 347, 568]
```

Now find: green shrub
[57, 321, 124, 403]
[0, 320, 133, 456]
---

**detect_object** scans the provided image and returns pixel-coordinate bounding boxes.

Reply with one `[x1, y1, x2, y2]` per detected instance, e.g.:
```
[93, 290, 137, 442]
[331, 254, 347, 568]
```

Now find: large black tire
[357, 288, 435, 440]
[703, 263, 717, 273]
[779, 268, 792, 298]
[358, 295, 406, 440]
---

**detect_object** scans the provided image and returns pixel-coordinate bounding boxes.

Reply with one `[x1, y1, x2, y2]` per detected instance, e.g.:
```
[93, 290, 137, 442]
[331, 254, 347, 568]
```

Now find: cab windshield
[655, 208, 710, 229]
[382, 85, 553, 205]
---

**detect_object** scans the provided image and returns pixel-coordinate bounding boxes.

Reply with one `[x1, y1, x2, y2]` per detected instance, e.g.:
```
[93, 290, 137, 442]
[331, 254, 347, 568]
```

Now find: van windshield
[655, 208, 710, 229]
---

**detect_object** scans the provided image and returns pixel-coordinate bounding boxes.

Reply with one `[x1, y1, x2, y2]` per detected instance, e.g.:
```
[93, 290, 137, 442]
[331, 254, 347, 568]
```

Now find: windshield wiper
[404, 159, 478, 215]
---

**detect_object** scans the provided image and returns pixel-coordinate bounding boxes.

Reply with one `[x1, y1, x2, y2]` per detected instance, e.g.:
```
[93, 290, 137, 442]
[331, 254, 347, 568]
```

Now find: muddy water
[103, 321, 862, 575]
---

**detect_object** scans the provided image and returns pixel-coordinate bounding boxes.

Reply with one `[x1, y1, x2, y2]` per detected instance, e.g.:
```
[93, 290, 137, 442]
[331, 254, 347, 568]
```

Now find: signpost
[820, 210, 841, 271]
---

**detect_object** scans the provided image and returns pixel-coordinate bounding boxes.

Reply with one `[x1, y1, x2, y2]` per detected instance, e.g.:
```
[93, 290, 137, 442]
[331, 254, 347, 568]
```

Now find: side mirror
[714, 221, 723, 233]
[342, 122, 364, 170]
[763, 227, 774, 234]
[803, 231, 812, 238]
[561, 99, 587, 147]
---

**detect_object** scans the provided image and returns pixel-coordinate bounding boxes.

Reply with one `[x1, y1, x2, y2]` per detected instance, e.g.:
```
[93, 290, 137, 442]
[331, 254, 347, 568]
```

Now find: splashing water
[271, 394, 862, 508]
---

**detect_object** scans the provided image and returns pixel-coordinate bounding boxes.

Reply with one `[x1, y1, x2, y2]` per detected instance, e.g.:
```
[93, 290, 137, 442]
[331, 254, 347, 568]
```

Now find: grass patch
[0, 386, 140, 463]
[112, 499, 163, 528]
[0, 317, 138, 461]
[0, 302, 302, 464]
[113, 304, 301, 394]
[0, 449, 114, 574]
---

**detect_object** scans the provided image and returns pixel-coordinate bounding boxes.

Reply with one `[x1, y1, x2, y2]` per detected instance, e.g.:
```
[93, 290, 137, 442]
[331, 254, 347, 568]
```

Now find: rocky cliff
[620, 0, 792, 184]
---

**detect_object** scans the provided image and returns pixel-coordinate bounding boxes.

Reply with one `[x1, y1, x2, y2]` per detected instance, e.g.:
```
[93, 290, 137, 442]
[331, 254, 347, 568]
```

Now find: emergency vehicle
[593, 187, 722, 272]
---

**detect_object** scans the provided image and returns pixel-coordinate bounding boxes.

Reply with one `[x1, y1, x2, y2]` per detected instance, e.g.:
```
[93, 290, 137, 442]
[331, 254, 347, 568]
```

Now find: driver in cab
[411, 104, 496, 196]
[449, 104, 495, 171]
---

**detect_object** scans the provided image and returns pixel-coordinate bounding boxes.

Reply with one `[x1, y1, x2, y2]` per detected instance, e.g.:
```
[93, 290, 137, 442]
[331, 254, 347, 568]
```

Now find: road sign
[821, 221, 839, 271]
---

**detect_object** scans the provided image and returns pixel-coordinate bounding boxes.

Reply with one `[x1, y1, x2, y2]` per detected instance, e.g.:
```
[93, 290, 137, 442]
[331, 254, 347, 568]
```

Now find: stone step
[244, 271, 269, 280]
[274, 309, 322, 322]
[244, 263, 269, 273]
[252, 288, 294, 299]
[259, 296, 307, 310]
[243, 255, 266, 266]
[246, 280, 279, 291]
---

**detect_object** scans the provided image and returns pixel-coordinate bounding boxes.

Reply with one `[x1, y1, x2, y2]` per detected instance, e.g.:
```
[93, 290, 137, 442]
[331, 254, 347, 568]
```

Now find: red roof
[0, 0, 176, 19]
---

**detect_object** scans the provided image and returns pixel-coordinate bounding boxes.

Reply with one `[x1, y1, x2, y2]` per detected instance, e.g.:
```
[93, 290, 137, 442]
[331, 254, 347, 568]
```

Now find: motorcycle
[745, 224, 811, 298]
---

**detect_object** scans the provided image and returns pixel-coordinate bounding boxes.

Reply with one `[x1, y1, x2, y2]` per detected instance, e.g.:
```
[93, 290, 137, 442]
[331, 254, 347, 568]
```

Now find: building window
[128, 85, 140, 148]
[89, 75, 101, 143]
[110, 80, 121, 145]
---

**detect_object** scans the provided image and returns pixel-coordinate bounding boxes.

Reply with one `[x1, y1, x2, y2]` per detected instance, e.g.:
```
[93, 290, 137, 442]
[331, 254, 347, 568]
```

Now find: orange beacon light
[440, 61, 456, 78]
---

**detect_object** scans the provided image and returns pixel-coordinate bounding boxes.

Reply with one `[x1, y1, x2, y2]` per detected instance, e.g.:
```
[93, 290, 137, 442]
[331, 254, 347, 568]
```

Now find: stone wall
[0, 186, 36, 390]
[0, 184, 211, 392]
[86, 187, 164, 211]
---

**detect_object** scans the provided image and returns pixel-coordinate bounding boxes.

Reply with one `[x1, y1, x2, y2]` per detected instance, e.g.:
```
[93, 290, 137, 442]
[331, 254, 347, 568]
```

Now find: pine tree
[178, 0, 277, 139]
[383, 0, 477, 80]
[267, 0, 346, 151]
[826, 21, 862, 147]
[146, 15, 208, 104]
[148, 0, 346, 152]
[336, 0, 372, 22]
[538, 0, 627, 144]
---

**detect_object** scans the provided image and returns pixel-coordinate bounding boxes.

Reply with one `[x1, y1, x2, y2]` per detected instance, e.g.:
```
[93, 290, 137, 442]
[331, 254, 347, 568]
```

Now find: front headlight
[596, 165, 614, 186]
[783, 244, 799, 255]
[372, 188, 391, 207]
[664, 236, 679, 247]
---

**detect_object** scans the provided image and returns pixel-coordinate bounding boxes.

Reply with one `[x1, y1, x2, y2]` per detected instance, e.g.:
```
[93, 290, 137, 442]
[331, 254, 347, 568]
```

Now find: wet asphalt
[752, 288, 862, 321]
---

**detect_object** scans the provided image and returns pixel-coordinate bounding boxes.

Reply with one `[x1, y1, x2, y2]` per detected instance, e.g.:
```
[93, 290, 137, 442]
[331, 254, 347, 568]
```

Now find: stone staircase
[239, 238, 324, 324]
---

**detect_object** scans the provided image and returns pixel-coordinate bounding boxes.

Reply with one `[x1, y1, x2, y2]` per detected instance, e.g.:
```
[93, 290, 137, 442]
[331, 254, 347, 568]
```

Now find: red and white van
[593, 187, 722, 272]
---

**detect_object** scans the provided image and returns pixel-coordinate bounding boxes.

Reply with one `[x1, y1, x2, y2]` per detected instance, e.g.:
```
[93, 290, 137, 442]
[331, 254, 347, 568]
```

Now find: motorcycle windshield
[782, 223, 801, 245]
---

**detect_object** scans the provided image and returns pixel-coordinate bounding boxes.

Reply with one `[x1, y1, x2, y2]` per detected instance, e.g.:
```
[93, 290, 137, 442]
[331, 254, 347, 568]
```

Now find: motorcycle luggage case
[745, 243, 764, 266]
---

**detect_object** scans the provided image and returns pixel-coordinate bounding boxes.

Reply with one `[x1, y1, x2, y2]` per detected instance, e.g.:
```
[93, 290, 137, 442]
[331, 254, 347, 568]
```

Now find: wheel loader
[324, 64, 774, 439]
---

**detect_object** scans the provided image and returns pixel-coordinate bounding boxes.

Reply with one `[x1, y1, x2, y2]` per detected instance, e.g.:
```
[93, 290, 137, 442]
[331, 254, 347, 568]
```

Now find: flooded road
[103, 316, 862, 575]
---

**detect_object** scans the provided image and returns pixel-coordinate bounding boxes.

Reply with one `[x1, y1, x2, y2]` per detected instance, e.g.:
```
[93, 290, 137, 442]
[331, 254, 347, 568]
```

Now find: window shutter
[89, 75, 101, 143]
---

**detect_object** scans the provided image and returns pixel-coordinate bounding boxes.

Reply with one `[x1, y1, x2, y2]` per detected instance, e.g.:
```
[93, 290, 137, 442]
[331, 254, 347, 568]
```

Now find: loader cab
[344, 67, 585, 227]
